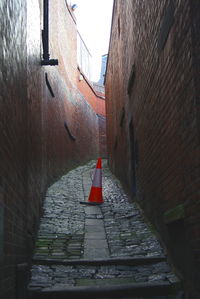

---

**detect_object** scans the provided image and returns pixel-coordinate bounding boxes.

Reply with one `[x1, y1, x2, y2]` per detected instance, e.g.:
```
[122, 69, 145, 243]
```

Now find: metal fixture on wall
[41, 0, 58, 66]
[45, 73, 55, 97]
[120, 107, 125, 127]
[127, 64, 136, 96]
[64, 121, 76, 141]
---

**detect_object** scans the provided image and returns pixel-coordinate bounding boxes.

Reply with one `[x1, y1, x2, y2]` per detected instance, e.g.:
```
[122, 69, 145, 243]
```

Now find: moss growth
[164, 204, 185, 224]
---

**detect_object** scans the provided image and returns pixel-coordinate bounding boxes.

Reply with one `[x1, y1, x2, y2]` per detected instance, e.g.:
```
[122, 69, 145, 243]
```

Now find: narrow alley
[1, 0, 200, 298]
[28, 160, 181, 298]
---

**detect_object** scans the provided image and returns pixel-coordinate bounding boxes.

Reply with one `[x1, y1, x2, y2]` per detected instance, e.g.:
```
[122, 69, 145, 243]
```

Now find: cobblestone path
[28, 160, 182, 298]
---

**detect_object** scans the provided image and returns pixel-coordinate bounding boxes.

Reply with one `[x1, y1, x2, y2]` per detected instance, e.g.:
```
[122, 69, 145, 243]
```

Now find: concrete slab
[85, 232, 106, 240]
[84, 247, 109, 259]
[84, 238, 108, 249]
[84, 206, 102, 215]
[85, 225, 105, 233]
[85, 219, 104, 226]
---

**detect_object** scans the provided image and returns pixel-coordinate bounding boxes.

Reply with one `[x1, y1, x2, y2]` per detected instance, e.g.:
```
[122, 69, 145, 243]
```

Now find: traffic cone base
[79, 201, 102, 206]
[88, 186, 103, 204]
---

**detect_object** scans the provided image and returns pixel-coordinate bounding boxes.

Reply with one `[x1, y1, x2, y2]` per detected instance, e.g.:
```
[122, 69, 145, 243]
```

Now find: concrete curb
[28, 281, 180, 298]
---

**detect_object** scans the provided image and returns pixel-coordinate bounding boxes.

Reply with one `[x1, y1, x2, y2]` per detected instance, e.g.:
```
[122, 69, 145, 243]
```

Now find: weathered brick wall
[77, 69, 107, 158]
[0, 0, 100, 298]
[98, 114, 107, 158]
[0, 1, 29, 297]
[105, 0, 200, 297]
[77, 69, 106, 117]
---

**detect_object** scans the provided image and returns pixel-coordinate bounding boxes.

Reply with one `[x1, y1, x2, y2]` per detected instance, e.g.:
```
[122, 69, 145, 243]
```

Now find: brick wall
[105, 0, 200, 297]
[1, 1, 29, 297]
[0, 0, 101, 298]
[98, 114, 107, 159]
[77, 69, 106, 117]
[77, 68, 107, 158]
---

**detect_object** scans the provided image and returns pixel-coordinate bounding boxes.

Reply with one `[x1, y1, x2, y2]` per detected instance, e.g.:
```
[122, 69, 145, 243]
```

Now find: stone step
[28, 260, 181, 298]
[32, 255, 166, 266]
[28, 280, 181, 299]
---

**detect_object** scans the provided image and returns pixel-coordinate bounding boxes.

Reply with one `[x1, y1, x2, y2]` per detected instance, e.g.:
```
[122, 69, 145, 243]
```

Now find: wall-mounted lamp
[79, 74, 83, 81]
[71, 4, 78, 11]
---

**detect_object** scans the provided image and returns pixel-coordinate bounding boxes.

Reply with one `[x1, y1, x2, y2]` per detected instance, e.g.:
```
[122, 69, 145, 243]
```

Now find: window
[77, 32, 92, 80]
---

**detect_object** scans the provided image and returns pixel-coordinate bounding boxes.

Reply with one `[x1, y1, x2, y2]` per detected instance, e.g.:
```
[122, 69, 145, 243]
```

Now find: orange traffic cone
[80, 158, 103, 205]
[87, 158, 103, 204]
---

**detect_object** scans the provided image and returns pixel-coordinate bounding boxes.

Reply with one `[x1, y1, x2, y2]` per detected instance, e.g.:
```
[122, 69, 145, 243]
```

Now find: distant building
[98, 54, 108, 85]
[77, 32, 92, 81]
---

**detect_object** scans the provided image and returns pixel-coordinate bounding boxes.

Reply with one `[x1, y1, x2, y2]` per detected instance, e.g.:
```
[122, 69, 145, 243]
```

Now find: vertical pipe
[43, 0, 50, 60]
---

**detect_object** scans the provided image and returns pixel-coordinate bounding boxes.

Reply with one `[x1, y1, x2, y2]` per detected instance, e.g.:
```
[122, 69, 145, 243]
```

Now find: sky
[70, 0, 114, 81]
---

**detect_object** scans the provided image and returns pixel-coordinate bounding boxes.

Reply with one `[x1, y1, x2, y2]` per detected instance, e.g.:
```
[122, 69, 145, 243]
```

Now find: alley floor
[28, 160, 182, 299]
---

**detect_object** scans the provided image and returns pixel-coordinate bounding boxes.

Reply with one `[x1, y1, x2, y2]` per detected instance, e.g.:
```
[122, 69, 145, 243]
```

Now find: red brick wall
[77, 69, 107, 158]
[105, 0, 200, 297]
[98, 114, 107, 159]
[77, 69, 106, 117]
[1, 1, 29, 297]
[0, 0, 100, 298]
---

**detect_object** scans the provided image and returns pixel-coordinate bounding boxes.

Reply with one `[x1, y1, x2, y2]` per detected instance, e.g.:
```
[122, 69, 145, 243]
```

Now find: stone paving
[28, 160, 181, 298]
[29, 262, 177, 290]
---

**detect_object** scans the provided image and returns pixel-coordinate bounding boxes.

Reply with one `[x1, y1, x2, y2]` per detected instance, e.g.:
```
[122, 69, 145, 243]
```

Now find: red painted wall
[105, 0, 200, 297]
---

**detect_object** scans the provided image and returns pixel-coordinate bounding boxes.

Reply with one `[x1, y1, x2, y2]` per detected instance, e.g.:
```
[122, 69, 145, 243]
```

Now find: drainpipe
[41, 0, 58, 66]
